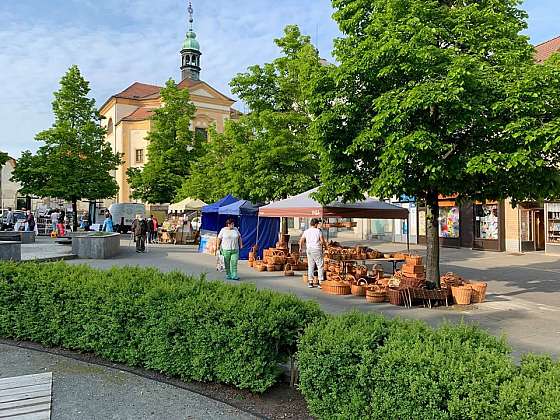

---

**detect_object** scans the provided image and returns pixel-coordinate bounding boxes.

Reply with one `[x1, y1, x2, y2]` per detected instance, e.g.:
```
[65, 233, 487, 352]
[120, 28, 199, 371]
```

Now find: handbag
[216, 253, 225, 272]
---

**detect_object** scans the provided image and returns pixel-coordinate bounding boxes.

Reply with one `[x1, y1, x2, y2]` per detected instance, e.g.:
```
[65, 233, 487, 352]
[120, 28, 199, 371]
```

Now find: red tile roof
[115, 82, 162, 100]
[121, 107, 156, 122]
[535, 36, 560, 63]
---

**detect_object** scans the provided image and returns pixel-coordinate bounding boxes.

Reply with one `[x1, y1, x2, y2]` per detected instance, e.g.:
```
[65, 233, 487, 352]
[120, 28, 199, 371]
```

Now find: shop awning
[168, 197, 207, 212]
[258, 188, 409, 219]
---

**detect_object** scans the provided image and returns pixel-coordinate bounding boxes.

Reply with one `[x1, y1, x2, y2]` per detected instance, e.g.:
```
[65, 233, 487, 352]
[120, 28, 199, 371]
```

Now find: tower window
[135, 149, 144, 164]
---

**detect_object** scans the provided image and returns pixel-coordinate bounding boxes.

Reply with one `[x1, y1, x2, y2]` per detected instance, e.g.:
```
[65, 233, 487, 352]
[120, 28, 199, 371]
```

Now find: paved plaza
[61, 237, 560, 359]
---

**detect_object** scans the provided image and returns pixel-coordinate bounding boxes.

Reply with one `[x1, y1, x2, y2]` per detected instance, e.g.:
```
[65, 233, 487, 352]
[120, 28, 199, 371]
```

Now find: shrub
[0, 261, 324, 392]
[298, 312, 516, 419]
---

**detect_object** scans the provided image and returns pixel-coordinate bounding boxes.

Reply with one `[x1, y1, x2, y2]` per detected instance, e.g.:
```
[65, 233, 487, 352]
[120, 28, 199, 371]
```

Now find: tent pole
[256, 214, 260, 252]
[407, 215, 410, 252]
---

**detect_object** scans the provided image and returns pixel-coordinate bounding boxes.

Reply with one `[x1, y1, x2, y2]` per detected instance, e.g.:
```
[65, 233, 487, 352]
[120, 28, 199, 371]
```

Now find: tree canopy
[127, 79, 202, 204]
[307, 0, 560, 284]
[178, 25, 321, 203]
[12, 65, 121, 229]
[0, 151, 8, 166]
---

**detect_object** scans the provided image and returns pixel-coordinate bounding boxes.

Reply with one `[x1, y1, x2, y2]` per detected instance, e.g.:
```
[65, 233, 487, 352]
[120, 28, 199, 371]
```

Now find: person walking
[151, 215, 158, 243]
[50, 209, 59, 233]
[5, 207, 14, 230]
[217, 218, 243, 280]
[25, 210, 35, 232]
[102, 211, 113, 232]
[299, 218, 327, 288]
[131, 214, 148, 253]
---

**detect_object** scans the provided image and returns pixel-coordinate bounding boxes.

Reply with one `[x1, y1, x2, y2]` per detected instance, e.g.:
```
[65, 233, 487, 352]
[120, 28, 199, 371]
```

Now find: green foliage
[298, 312, 530, 419]
[180, 25, 320, 203]
[0, 151, 8, 166]
[307, 0, 560, 283]
[11, 65, 121, 228]
[127, 79, 202, 204]
[0, 261, 323, 392]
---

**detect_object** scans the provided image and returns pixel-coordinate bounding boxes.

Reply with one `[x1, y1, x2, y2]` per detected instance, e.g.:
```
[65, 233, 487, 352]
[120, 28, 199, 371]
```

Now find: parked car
[0, 210, 26, 231]
[109, 203, 146, 233]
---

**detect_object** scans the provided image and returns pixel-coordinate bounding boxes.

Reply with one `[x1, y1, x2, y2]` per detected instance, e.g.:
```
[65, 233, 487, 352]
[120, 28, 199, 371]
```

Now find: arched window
[106, 118, 113, 135]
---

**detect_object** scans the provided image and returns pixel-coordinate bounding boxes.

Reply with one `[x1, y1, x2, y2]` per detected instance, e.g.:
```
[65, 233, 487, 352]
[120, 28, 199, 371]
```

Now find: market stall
[199, 194, 239, 254]
[218, 200, 279, 260]
[168, 197, 207, 244]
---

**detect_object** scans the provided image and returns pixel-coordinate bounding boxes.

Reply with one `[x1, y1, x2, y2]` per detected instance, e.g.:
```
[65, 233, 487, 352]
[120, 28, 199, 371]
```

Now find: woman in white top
[217, 218, 244, 280]
[299, 218, 327, 288]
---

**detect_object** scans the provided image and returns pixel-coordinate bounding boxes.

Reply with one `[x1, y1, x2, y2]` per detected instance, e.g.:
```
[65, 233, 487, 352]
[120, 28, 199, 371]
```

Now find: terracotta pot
[469, 282, 487, 303]
[451, 285, 472, 305]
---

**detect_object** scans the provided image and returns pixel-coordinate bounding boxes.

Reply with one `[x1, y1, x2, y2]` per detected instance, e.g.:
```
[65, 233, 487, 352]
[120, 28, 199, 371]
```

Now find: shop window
[520, 209, 533, 242]
[474, 204, 499, 240]
[135, 149, 144, 164]
[439, 206, 460, 238]
[195, 127, 208, 141]
[287, 218, 294, 229]
[547, 203, 560, 244]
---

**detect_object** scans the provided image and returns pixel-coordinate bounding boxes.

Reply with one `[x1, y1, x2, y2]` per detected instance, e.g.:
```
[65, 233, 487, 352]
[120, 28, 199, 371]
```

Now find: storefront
[392, 196, 418, 244]
[518, 203, 545, 252]
[544, 201, 560, 255]
[418, 198, 503, 251]
[472, 201, 505, 251]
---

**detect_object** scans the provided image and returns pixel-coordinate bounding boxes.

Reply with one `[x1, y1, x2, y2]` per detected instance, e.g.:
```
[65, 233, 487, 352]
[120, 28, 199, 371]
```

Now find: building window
[107, 118, 113, 135]
[135, 149, 144, 164]
[438, 206, 460, 238]
[195, 127, 208, 141]
[474, 203, 499, 240]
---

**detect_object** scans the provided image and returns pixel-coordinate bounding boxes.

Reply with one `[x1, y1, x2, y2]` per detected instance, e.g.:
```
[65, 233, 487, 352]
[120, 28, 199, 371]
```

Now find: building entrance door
[534, 209, 545, 251]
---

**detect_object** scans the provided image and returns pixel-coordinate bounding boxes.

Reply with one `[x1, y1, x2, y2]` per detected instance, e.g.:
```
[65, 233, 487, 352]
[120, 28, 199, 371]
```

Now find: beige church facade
[99, 3, 239, 204]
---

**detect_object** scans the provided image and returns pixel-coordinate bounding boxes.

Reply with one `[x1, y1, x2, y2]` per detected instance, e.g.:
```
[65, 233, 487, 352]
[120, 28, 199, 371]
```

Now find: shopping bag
[216, 253, 225, 272]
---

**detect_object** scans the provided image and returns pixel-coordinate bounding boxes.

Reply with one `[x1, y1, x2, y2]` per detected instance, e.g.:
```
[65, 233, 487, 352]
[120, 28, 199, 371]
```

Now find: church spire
[180, 1, 201, 81]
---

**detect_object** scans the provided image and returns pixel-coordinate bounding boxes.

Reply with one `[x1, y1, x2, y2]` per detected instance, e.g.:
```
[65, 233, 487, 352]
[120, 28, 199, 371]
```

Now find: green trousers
[222, 249, 239, 279]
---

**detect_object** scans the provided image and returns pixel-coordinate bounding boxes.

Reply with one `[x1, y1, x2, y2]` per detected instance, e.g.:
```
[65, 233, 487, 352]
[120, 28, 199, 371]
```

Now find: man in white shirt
[299, 218, 327, 288]
[50, 209, 60, 232]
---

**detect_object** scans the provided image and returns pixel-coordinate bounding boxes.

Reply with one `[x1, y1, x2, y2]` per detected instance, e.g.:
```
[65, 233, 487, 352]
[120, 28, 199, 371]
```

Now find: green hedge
[298, 312, 560, 419]
[0, 261, 323, 392]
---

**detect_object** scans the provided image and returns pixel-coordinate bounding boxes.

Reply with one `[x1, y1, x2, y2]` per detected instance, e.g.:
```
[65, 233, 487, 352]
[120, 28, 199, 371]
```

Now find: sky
[0, 0, 558, 158]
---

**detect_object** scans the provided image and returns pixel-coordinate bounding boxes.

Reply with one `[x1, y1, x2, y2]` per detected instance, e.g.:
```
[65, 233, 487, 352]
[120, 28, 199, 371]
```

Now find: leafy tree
[308, 0, 560, 286]
[12, 65, 121, 230]
[180, 25, 321, 204]
[127, 79, 202, 204]
[0, 152, 8, 166]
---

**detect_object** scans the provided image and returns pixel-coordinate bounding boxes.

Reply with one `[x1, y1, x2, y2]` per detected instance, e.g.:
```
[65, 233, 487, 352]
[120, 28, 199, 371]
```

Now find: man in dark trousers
[131, 214, 148, 253]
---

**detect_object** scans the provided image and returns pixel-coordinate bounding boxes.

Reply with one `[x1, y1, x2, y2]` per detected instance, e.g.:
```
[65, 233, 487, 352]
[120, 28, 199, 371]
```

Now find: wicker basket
[248, 260, 254, 268]
[284, 270, 295, 276]
[366, 289, 386, 303]
[351, 283, 367, 296]
[469, 282, 487, 303]
[256, 264, 267, 272]
[322, 281, 351, 295]
[400, 276, 426, 289]
[387, 288, 404, 306]
[451, 285, 472, 305]
[405, 255, 423, 265]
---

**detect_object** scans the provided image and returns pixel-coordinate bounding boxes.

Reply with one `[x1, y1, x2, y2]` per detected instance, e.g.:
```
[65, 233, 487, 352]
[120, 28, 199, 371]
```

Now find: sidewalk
[66, 239, 560, 358]
[0, 342, 255, 420]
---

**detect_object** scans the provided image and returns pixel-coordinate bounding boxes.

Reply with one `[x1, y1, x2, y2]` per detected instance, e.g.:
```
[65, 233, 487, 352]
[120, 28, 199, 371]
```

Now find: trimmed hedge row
[298, 312, 560, 419]
[0, 261, 323, 392]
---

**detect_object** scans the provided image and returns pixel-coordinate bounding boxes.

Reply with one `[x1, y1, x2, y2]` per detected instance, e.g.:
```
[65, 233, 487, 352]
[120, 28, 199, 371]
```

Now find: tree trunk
[425, 190, 441, 288]
[72, 198, 78, 232]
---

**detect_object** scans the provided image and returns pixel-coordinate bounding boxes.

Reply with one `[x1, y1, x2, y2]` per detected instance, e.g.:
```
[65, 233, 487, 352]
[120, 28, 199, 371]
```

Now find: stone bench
[0, 241, 21, 261]
[71, 232, 121, 259]
[0, 231, 36, 244]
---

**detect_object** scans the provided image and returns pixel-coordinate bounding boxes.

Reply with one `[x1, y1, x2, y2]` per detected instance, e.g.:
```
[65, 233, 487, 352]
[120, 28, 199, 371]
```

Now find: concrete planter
[0, 231, 35, 244]
[0, 241, 21, 261]
[71, 232, 121, 259]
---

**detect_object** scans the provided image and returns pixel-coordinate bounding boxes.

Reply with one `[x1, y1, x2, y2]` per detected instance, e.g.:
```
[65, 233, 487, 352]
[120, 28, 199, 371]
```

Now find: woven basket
[248, 260, 254, 268]
[400, 276, 426, 289]
[284, 270, 295, 277]
[387, 288, 404, 306]
[366, 289, 386, 303]
[469, 282, 487, 303]
[266, 264, 276, 272]
[256, 264, 266, 272]
[322, 281, 351, 295]
[451, 285, 472, 305]
[351, 283, 367, 296]
[405, 255, 423, 265]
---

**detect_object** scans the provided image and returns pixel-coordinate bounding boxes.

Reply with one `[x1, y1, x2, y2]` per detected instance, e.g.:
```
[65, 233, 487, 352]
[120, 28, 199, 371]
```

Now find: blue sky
[0, 0, 558, 158]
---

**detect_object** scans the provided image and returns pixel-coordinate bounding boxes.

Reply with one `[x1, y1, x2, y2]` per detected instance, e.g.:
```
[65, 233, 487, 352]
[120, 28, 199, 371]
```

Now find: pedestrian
[50, 209, 59, 233]
[151, 215, 158, 243]
[80, 211, 91, 231]
[25, 210, 35, 232]
[217, 218, 243, 281]
[147, 215, 154, 243]
[299, 218, 327, 288]
[102, 211, 113, 232]
[5, 207, 14, 230]
[131, 214, 148, 252]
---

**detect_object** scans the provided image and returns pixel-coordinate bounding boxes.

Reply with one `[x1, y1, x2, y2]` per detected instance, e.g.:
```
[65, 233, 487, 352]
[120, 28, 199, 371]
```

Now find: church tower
[180, 2, 201, 81]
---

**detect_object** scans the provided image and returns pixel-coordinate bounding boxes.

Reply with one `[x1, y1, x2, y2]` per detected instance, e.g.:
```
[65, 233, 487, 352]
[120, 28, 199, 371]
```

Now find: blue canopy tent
[200, 194, 239, 232]
[218, 200, 280, 260]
